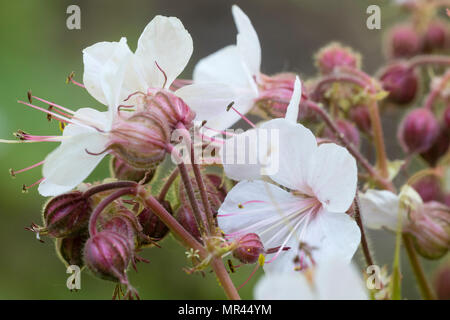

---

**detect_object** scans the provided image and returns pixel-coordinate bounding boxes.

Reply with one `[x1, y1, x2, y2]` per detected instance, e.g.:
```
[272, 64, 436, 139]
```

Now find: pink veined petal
[306, 143, 357, 213]
[135, 15, 193, 89]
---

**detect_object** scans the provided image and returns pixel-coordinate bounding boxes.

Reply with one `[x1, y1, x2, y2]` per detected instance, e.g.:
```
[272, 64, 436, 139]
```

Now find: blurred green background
[0, 0, 443, 299]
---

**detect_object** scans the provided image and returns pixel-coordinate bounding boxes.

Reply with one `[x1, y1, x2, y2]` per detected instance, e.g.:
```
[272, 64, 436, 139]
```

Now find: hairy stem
[353, 196, 374, 267]
[83, 181, 138, 199]
[158, 168, 179, 202]
[403, 234, 436, 300]
[211, 257, 241, 300]
[368, 98, 389, 179]
[408, 55, 450, 70]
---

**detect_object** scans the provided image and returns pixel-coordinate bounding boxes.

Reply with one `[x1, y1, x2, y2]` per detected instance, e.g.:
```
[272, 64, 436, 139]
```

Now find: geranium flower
[4, 48, 131, 197]
[254, 258, 368, 300]
[193, 5, 300, 131]
[217, 77, 361, 273]
[83, 15, 237, 132]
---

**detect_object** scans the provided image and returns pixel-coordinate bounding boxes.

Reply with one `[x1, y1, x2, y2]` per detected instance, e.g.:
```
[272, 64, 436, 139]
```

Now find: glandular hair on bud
[315, 42, 361, 75]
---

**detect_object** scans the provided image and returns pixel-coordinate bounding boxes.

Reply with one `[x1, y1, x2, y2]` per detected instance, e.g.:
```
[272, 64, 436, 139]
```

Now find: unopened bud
[55, 231, 88, 268]
[42, 191, 92, 238]
[103, 208, 141, 249]
[423, 21, 449, 53]
[315, 42, 361, 75]
[398, 108, 439, 153]
[433, 264, 450, 300]
[411, 176, 444, 203]
[444, 105, 450, 130]
[84, 230, 132, 283]
[137, 200, 172, 246]
[176, 206, 202, 244]
[386, 24, 421, 59]
[380, 63, 418, 105]
[110, 156, 154, 183]
[324, 119, 360, 147]
[407, 201, 450, 259]
[420, 128, 450, 167]
[349, 105, 371, 134]
[233, 233, 264, 264]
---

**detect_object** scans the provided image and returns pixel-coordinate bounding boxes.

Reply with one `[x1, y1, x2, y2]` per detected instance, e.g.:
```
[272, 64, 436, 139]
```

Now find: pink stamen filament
[11, 160, 44, 176]
[238, 264, 260, 290]
[23, 177, 44, 190]
[69, 79, 85, 89]
[228, 105, 256, 128]
[203, 126, 235, 137]
[31, 96, 75, 116]
[17, 101, 75, 125]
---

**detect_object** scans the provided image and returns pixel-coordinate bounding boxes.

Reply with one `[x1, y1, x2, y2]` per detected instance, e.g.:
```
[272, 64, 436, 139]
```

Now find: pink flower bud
[433, 264, 450, 300]
[420, 128, 450, 167]
[411, 176, 444, 203]
[407, 201, 450, 260]
[110, 156, 154, 183]
[103, 208, 141, 249]
[55, 231, 88, 268]
[386, 24, 421, 59]
[84, 230, 132, 283]
[423, 21, 448, 53]
[255, 73, 298, 118]
[349, 105, 371, 134]
[109, 111, 171, 170]
[324, 119, 360, 147]
[398, 108, 439, 153]
[42, 191, 92, 238]
[143, 89, 196, 130]
[315, 42, 361, 75]
[380, 63, 418, 105]
[233, 233, 264, 264]
[176, 206, 202, 244]
[138, 200, 172, 245]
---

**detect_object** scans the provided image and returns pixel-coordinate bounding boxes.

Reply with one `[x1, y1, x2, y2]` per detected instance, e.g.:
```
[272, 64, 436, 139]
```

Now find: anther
[27, 90, 32, 103]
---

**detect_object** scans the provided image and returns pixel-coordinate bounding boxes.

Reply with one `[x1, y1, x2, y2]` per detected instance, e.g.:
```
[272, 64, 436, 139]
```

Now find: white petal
[300, 210, 361, 265]
[262, 119, 317, 192]
[83, 38, 133, 106]
[221, 127, 279, 181]
[307, 143, 357, 213]
[38, 180, 78, 197]
[315, 258, 368, 300]
[193, 45, 257, 93]
[254, 272, 315, 300]
[359, 189, 402, 231]
[284, 76, 302, 123]
[218, 180, 300, 241]
[65, 108, 110, 137]
[135, 16, 193, 89]
[232, 5, 261, 79]
[40, 132, 109, 196]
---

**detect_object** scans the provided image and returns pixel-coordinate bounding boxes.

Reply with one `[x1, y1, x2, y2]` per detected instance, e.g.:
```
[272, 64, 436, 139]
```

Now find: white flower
[254, 258, 368, 300]
[359, 186, 423, 232]
[83, 15, 237, 132]
[217, 78, 360, 272]
[38, 48, 130, 196]
[192, 5, 263, 131]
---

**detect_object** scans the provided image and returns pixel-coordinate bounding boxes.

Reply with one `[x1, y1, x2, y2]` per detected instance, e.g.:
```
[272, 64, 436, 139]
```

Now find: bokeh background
[0, 0, 444, 299]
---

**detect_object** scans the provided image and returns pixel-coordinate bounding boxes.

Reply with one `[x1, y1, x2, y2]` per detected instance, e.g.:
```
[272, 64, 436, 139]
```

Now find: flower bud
[176, 205, 202, 243]
[423, 21, 448, 53]
[324, 119, 360, 147]
[255, 73, 298, 118]
[103, 208, 141, 249]
[433, 264, 450, 300]
[411, 176, 444, 203]
[143, 89, 196, 130]
[380, 63, 418, 105]
[349, 105, 371, 134]
[386, 24, 421, 59]
[55, 231, 88, 268]
[315, 42, 361, 75]
[84, 230, 132, 283]
[137, 200, 172, 246]
[420, 128, 450, 166]
[109, 111, 170, 169]
[110, 156, 153, 183]
[42, 191, 92, 238]
[398, 108, 439, 153]
[407, 201, 450, 259]
[232, 233, 264, 264]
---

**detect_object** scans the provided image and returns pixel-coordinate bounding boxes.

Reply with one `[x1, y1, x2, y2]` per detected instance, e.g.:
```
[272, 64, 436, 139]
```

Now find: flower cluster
[2, 2, 450, 300]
